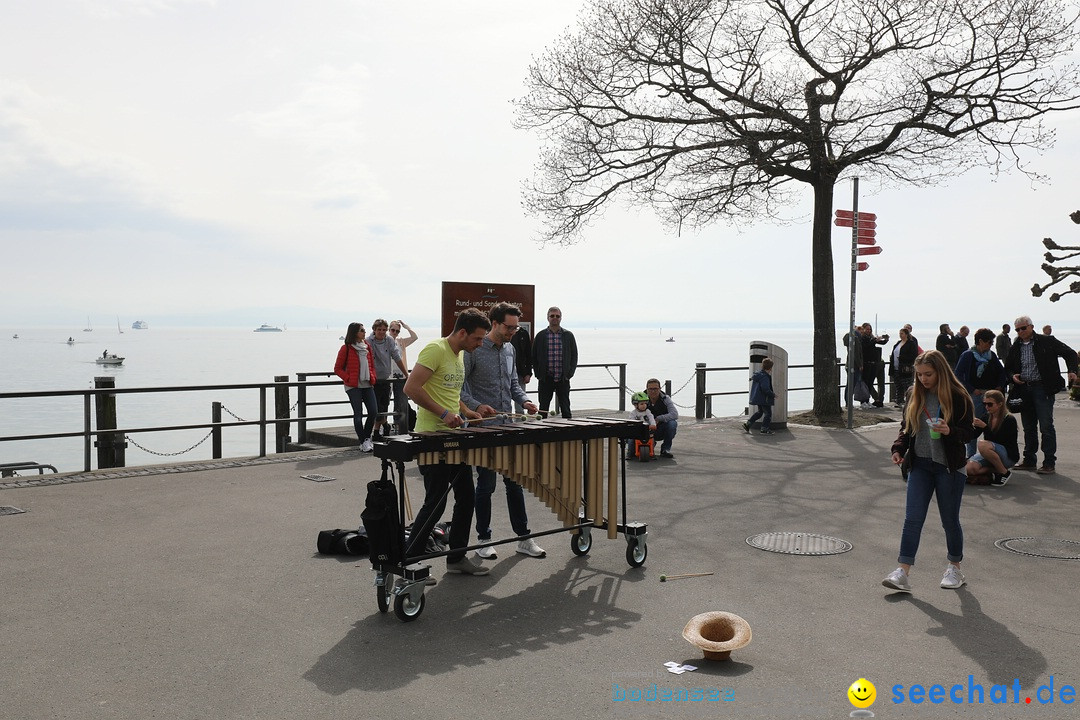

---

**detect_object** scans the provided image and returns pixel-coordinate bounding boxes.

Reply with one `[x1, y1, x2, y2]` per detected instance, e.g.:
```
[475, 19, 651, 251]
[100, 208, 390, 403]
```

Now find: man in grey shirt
[461, 302, 546, 560]
[996, 323, 1013, 360]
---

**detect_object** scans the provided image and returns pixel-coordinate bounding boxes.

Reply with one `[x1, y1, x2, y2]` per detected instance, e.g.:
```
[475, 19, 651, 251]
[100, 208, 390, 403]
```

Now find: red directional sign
[835, 209, 877, 221]
[857, 246, 883, 256]
[856, 262, 869, 271]
[857, 237, 877, 246]
[834, 218, 878, 229]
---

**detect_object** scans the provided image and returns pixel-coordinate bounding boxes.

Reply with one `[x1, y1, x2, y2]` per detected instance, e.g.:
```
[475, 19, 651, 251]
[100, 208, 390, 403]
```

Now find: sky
[2, 0, 1080, 335]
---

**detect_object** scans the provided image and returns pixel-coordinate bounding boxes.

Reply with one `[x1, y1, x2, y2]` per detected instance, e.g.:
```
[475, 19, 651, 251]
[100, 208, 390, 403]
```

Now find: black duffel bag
[361, 478, 403, 566]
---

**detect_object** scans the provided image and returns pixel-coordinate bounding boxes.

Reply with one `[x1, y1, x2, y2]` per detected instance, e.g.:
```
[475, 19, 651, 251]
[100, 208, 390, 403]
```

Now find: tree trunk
[811, 180, 841, 419]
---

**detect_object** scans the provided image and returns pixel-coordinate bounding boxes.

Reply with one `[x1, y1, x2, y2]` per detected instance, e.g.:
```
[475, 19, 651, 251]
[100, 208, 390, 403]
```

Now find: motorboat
[96, 352, 125, 366]
[131, 320, 148, 330]
[12, 334, 18, 339]
[254, 324, 283, 332]
[66, 337, 75, 345]
[665, 337, 675, 342]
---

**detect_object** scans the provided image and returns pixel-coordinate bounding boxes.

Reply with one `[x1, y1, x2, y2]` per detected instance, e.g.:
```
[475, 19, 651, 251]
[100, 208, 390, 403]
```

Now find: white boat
[96, 353, 125, 366]
[131, 320, 148, 330]
[254, 324, 283, 332]
[12, 334, 18, 339]
[66, 337, 75, 345]
[83, 316, 93, 332]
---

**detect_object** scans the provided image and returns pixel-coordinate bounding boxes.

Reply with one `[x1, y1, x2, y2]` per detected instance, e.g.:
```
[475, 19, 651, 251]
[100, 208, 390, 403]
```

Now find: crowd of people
[337, 308, 1077, 591]
[879, 315, 1077, 595]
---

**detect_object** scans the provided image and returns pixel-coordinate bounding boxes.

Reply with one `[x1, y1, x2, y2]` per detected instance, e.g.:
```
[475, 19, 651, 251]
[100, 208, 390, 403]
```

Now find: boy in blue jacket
[744, 358, 776, 435]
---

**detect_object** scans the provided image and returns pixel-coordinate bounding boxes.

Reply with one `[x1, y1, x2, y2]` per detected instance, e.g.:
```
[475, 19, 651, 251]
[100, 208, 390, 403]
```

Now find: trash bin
[748, 341, 788, 429]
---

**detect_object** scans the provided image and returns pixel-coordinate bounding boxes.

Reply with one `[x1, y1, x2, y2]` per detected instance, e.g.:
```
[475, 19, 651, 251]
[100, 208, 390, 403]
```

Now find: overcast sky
[2, 1, 1079, 334]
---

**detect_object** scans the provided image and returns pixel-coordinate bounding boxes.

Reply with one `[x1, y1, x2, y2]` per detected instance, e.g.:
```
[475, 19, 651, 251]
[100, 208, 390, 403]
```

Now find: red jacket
[335, 342, 376, 387]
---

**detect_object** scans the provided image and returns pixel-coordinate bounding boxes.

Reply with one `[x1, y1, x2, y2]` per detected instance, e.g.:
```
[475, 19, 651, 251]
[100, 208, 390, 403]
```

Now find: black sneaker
[1014, 461, 1037, 472]
[742, 422, 751, 434]
[990, 471, 1011, 486]
[760, 429, 775, 435]
[659, 450, 674, 459]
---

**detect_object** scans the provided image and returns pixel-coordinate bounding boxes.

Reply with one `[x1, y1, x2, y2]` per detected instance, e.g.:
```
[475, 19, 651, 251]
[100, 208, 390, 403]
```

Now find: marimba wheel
[394, 591, 425, 622]
[376, 579, 390, 613]
[626, 540, 647, 568]
[570, 531, 592, 556]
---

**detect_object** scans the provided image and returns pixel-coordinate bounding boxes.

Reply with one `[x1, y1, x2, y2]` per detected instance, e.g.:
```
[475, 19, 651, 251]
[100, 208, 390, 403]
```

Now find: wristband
[440, 409, 449, 420]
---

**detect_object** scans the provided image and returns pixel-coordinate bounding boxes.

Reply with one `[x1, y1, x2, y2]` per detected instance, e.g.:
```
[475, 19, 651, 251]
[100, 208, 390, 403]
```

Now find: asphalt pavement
[2, 402, 1079, 719]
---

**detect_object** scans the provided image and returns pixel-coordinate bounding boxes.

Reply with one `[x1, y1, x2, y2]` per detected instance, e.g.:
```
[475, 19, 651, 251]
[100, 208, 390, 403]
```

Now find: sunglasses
[1015, 325, 1031, 331]
[388, 328, 400, 333]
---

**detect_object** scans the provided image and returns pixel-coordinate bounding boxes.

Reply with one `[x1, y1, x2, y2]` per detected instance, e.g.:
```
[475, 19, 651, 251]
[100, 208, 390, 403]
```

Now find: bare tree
[516, 0, 1080, 418]
[1033, 212, 1080, 300]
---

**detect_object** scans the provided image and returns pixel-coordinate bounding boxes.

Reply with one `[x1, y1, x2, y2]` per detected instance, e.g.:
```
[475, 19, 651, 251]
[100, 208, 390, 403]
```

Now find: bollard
[274, 375, 290, 454]
[94, 376, 126, 469]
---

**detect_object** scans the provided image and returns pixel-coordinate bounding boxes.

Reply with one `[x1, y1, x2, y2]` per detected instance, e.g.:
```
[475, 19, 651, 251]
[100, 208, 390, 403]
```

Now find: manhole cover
[746, 532, 852, 556]
[300, 474, 336, 482]
[0, 506, 26, 516]
[995, 537, 1080, 560]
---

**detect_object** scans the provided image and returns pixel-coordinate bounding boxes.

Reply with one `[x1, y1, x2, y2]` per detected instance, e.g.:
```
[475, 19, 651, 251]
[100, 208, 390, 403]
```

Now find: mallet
[660, 572, 715, 582]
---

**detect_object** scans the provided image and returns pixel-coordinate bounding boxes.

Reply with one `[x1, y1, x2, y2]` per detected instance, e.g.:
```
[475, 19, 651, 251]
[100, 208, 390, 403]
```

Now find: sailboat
[83, 316, 93, 332]
[117, 317, 124, 334]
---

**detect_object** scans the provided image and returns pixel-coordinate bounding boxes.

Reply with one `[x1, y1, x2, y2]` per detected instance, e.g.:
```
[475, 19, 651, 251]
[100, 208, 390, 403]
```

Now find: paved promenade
[2, 404, 1079, 719]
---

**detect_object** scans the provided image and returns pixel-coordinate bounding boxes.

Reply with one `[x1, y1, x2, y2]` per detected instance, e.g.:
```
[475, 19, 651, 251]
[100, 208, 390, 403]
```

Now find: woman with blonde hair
[883, 350, 975, 593]
[965, 389, 1019, 486]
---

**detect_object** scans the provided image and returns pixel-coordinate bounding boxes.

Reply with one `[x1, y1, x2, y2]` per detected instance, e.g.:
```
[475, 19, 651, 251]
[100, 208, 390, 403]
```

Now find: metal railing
[1, 359, 886, 474]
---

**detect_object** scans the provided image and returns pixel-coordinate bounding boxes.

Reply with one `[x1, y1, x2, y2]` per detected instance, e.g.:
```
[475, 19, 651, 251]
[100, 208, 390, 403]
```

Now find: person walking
[883, 350, 975, 593]
[333, 322, 378, 452]
[532, 306, 578, 418]
[1003, 315, 1078, 475]
[995, 323, 1013, 360]
[744, 358, 776, 435]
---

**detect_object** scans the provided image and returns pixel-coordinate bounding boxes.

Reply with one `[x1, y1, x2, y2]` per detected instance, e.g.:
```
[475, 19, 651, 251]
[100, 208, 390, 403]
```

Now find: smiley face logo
[848, 678, 876, 708]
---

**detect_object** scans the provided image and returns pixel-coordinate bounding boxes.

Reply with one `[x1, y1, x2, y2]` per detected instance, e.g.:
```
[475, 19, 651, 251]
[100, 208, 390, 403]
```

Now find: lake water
[0, 325, 841, 473]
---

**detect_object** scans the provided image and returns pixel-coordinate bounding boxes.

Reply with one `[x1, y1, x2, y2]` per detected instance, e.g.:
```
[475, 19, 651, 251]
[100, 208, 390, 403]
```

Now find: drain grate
[995, 537, 1080, 560]
[300, 474, 336, 483]
[746, 531, 852, 556]
[0, 506, 27, 516]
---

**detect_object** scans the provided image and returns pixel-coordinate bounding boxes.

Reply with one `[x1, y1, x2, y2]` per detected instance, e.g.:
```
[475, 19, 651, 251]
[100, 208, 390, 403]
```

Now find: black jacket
[891, 387, 974, 472]
[1004, 334, 1078, 397]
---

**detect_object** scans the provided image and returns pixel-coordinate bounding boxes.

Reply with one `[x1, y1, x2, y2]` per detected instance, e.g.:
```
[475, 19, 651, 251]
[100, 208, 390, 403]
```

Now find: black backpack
[360, 478, 404, 566]
[316, 527, 369, 556]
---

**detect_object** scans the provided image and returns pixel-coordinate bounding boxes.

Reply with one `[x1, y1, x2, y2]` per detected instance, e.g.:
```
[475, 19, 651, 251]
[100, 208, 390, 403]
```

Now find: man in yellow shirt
[403, 307, 491, 575]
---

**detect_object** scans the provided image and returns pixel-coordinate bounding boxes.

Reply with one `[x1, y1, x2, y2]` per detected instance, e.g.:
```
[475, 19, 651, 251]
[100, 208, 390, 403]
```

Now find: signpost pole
[847, 179, 859, 430]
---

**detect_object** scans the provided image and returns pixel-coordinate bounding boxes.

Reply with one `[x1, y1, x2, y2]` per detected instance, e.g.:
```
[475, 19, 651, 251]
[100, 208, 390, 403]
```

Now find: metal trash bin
[748, 341, 788, 429]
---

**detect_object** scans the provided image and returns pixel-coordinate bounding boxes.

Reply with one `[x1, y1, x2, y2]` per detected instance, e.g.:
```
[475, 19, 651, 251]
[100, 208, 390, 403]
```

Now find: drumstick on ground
[660, 572, 714, 582]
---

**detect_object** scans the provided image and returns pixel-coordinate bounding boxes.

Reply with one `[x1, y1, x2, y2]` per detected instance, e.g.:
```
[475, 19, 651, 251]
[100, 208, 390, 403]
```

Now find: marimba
[368, 416, 651, 622]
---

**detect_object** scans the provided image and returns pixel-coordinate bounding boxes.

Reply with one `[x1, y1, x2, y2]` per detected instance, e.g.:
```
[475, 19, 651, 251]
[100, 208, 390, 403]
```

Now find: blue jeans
[345, 386, 377, 442]
[391, 378, 409, 432]
[410, 463, 474, 563]
[1019, 382, 1057, 466]
[898, 456, 966, 565]
[654, 418, 678, 453]
[474, 466, 529, 540]
[748, 406, 772, 431]
[966, 392, 986, 457]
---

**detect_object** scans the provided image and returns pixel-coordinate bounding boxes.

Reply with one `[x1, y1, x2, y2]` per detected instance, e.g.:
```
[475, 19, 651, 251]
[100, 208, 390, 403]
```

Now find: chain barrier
[603, 366, 699, 409]
[125, 431, 213, 457]
[220, 404, 246, 422]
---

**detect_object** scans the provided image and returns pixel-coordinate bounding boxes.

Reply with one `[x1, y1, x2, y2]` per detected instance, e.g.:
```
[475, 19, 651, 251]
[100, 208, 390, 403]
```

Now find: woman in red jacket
[334, 322, 378, 452]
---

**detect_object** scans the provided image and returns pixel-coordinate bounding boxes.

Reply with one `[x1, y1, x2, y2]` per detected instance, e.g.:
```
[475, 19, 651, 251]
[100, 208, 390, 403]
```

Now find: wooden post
[94, 376, 125, 469]
[695, 363, 707, 420]
[618, 364, 627, 411]
[212, 401, 222, 459]
[296, 373, 308, 444]
[274, 375, 290, 454]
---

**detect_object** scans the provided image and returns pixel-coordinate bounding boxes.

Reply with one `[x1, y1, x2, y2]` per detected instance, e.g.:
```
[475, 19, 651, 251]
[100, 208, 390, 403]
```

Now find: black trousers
[538, 376, 572, 418]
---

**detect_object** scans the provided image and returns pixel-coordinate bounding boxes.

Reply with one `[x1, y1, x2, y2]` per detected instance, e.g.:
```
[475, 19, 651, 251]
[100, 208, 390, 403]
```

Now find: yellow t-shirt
[414, 338, 464, 432]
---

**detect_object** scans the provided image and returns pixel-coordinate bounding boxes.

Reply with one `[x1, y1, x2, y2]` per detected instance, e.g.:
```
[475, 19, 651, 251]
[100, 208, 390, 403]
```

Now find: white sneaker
[882, 567, 911, 593]
[940, 565, 966, 589]
[475, 545, 498, 560]
[360, 438, 373, 453]
[516, 538, 547, 558]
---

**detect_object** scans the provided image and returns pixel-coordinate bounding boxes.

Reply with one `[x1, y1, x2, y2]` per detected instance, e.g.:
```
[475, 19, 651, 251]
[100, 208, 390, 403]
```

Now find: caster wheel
[376, 580, 390, 613]
[626, 541, 647, 568]
[393, 591, 425, 622]
[570, 531, 592, 556]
